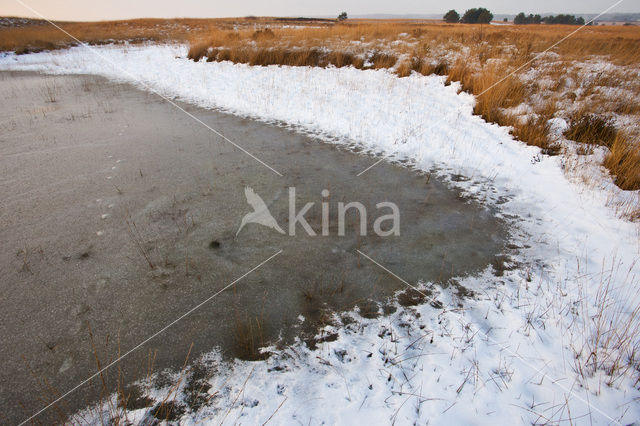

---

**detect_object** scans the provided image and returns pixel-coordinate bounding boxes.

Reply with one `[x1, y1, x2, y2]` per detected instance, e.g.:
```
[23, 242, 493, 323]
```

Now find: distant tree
[503, 17, 508, 22]
[514, 12, 542, 24]
[443, 9, 460, 23]
[461, 8, 493, 24]
[514, 12, 526, 24]
[543, 14, 583, 25]
[461, 8, 476, 23]
[477, 9, 493, 23]
[337, 11, 348, 21]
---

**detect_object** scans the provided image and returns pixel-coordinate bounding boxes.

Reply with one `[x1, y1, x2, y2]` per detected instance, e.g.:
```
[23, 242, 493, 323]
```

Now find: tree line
[514, 12, 586, 25]
[444, 8, 588, 25]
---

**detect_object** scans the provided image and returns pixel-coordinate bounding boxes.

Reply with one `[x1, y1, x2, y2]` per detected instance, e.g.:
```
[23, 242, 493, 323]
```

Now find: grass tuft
[564, 113, 618, 148]
[604, 134, 640, 191]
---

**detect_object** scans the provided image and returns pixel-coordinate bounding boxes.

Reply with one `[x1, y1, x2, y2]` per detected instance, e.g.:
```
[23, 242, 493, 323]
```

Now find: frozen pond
[0, 72, 506, 423]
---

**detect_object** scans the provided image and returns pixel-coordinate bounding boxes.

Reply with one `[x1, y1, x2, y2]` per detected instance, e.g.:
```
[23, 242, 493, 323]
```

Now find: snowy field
[1, 44, 639, 424]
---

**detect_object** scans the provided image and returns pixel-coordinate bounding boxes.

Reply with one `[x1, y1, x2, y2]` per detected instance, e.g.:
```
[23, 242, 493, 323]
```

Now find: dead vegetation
[0, 17, 333, 54]
[185, 21, 640, 193]
[232, 313, 267, 361]
[604, 134, 640, 191]
[572, 259, 640, 389]
[564, 112, 618, 148]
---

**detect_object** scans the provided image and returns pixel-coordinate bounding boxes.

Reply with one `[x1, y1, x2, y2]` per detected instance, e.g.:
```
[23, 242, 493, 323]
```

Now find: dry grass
[186, 22, 640, 65]
[232, 313, 267, 361]
[185, 21, 640, 191]
[564, 112, 618, 148]
[0, 16, 332, 54]
[605, 134, 640, 191]
[573, 261, 640, 388]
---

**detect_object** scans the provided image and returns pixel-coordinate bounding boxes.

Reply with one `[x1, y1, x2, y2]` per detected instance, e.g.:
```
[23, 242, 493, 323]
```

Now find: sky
[0, 0, 637, 21]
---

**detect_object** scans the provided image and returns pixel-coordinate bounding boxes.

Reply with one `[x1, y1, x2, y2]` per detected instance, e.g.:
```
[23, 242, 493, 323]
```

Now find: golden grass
[0, 17, 332, 53]
[186, 21, 640, 191]
[605, 134, 640, 191]
[188, 22, 640, 64]
[2, 17, 639, 192]
[564, 112, 619, 147]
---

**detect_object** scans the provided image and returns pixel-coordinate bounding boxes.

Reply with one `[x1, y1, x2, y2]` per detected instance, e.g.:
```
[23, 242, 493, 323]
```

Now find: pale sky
[0, 0, 637, 21]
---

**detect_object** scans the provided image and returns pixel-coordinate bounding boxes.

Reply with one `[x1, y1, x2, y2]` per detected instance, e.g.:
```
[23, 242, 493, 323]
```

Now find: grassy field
[2, 17, 639, 195]
[0, 16, 329, 53]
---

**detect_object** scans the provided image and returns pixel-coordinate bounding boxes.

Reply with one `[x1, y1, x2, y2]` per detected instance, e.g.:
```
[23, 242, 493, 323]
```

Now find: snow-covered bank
[2, 44, 639, 424]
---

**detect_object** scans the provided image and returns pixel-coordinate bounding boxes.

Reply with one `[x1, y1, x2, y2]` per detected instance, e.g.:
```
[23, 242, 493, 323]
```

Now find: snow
[2, 44, 639, 425]
[517, 57, 640, 140]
